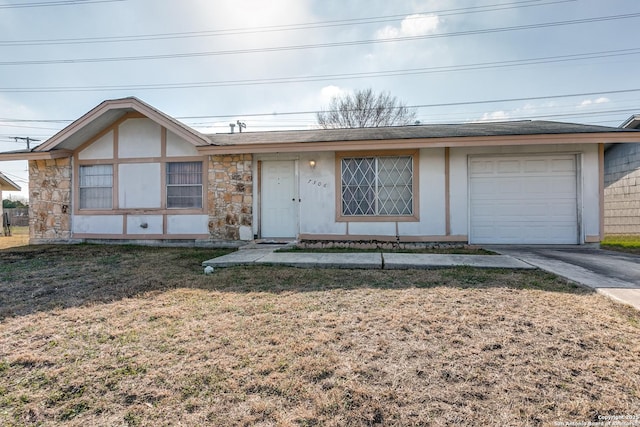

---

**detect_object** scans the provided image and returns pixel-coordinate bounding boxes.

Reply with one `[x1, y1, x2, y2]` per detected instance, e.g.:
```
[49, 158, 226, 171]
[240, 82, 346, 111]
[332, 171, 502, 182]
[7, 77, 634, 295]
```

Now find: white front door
[261, 160, 298, 238]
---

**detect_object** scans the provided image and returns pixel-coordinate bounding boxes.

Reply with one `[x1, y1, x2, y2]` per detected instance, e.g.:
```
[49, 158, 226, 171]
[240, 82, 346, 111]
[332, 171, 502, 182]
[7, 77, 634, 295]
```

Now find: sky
[0, 0, 639, 200]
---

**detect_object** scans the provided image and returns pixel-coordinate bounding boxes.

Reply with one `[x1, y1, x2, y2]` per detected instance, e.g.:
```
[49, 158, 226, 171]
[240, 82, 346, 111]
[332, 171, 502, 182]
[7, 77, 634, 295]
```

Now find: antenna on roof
[237, 120, 246, 133]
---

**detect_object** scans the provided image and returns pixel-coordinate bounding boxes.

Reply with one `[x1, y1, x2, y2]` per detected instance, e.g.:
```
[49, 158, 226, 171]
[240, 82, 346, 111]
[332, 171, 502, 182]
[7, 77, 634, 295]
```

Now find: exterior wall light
[309, 160, 316, 169]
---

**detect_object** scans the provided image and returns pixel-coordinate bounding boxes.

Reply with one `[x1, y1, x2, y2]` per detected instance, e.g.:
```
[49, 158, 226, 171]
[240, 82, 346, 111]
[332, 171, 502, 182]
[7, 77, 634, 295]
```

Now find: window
[341, 155, 414, 217]
[166, 161, 203, 209]
[79, 164, 113, 209]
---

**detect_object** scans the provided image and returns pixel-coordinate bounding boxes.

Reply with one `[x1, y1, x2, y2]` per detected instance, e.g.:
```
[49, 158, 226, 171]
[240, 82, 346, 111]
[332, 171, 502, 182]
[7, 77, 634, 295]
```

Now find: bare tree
[316, 88, 417, 129]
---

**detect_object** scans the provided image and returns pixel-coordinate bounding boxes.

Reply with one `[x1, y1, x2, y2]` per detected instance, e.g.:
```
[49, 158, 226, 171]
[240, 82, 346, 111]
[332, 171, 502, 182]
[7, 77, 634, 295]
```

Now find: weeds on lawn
[602, 235, 640, 254]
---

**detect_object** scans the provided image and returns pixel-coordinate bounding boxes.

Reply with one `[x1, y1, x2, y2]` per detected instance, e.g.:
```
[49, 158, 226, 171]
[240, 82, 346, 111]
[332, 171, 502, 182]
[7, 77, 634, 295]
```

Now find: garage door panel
[497, 160, 521, 173]
[551, 158, 576, 172]
[470, 155, 578, 244]
[523, 159, 548, 173]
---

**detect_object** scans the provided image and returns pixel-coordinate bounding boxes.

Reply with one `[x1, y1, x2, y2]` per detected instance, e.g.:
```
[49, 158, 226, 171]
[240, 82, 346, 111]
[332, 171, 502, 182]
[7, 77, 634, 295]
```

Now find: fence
[3, 208, 29, 227]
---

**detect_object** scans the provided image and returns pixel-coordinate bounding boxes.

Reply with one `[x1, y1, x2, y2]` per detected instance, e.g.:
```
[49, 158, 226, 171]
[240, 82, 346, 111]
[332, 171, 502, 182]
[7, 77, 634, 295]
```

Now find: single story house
[1, 97, 639, 245]
[604, 114, 640, 236]
[0, 171, 21, 231]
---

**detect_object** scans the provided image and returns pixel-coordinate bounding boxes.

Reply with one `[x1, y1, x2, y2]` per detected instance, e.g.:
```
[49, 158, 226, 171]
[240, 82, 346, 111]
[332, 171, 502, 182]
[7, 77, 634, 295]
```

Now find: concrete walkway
[488, 246, 640, 311]
[202, 244, 640, 310]
[202, 247, 534, 270]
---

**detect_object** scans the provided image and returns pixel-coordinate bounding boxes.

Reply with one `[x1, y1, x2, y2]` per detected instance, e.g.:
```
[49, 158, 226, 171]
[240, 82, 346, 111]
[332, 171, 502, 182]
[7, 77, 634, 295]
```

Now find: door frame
[257, 158, 300, 239]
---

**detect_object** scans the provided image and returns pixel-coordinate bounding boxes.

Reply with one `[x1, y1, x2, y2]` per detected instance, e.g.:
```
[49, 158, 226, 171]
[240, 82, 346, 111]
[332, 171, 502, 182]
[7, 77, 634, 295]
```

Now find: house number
[307, 179, 328, 188]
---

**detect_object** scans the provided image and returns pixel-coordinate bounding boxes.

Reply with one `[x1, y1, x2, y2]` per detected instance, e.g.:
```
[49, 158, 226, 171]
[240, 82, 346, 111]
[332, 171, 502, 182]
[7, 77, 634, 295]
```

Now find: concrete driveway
[487, 245, 640, 310]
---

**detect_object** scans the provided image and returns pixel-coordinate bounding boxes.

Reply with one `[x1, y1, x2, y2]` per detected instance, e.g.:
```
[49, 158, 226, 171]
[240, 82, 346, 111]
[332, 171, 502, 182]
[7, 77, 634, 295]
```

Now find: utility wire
[0, 0, 125, 9]
[2, 12, 638, 66]
[174, 88, 640, 120]
[0, 89, 637, 126]
[1, 47, 637, 93]
[0, 0, 574, 46]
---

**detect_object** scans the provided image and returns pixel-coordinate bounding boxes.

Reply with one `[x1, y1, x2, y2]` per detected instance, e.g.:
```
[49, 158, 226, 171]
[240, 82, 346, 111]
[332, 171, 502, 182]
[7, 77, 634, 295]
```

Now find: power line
[0, 0, 125, 9]
[2, 12, 639, 66]
[172, 88, 640, 120]
[0, 89, 637, 130]
[0, 0, 574, 47]
[1, 47, 638, 93]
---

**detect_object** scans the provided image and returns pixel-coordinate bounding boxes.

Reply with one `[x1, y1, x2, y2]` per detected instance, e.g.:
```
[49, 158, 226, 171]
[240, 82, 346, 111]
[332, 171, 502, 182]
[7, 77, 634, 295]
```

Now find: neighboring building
[604, 114, 640, 236]
[0, 172, 22, 233]
[0, 97, 638, 245]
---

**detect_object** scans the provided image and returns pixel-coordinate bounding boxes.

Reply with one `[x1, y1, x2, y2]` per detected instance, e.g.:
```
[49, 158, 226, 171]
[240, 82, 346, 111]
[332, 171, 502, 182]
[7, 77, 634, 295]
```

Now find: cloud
[579, 97, 609, 108]
[376, 14, 440, 39]
[472, 110, 510, 123]
[318, 85, 350, 105]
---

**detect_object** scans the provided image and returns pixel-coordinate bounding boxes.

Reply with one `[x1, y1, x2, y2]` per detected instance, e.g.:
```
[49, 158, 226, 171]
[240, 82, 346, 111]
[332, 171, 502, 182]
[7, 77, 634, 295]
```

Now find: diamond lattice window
[341, 156, 413, 216]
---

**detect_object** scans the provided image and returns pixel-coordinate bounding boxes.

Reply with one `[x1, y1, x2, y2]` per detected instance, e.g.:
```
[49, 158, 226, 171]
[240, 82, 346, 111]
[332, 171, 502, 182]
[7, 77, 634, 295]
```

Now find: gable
[34, 97, 209, 154]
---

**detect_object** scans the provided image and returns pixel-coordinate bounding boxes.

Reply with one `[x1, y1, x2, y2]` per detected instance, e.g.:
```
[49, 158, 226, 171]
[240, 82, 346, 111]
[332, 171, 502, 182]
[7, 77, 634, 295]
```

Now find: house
[604, 114, 640, 236]
[0, 97, 638, 245]
[0, 171, 21, 234]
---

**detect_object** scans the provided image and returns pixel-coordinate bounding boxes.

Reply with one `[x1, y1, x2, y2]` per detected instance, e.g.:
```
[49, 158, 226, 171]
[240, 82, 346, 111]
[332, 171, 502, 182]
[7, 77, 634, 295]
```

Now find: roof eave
[0, 149, 73, 161]
[0, 172, 21, 191]
[197, 132, 640, 155]
[620, 114, 640, 129]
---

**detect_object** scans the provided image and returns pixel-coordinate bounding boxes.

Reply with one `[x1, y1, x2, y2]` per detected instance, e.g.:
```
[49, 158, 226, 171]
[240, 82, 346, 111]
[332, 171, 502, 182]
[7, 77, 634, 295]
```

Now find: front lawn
[602, 235, 640, 254]
[1, 244, 639, 426]
[0, 226, 28, 250]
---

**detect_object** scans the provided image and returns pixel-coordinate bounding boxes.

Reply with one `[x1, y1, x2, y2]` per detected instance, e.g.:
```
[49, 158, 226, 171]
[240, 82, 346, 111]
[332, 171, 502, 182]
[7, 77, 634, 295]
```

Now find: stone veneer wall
[29, 158, 72, 241]
[208, 154, 253, 240]
[604, 143, 640, 235]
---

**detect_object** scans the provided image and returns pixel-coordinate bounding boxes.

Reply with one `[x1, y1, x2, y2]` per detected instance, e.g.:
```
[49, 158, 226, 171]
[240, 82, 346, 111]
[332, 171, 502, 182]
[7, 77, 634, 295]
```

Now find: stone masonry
[604, 143, 640, 235]
[29, 158, 72, 241]
[207, 154, 253, 240]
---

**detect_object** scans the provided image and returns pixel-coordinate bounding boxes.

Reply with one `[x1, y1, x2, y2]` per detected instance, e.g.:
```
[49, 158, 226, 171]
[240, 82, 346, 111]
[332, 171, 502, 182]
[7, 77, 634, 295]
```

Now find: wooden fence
[3, 208, 29, 227]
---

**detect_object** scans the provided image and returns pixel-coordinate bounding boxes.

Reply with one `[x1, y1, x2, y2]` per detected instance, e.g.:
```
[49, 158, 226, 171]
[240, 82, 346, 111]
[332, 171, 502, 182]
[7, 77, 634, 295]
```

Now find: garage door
[469, 155, 578, 244]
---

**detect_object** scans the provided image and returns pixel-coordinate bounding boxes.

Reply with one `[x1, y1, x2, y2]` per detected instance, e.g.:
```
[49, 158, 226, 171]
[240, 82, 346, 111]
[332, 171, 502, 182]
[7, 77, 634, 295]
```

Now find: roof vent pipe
[229, 123, 235, 134]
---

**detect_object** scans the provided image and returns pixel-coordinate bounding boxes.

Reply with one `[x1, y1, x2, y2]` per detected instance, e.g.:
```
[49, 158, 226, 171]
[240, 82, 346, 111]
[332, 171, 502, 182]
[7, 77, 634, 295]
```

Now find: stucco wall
[265, 144, 600, 243]
[296, 149, 448, 238]
[208, 154, 253, 240]
[604, 143, 640, 235]
[29, 158, 72, 241]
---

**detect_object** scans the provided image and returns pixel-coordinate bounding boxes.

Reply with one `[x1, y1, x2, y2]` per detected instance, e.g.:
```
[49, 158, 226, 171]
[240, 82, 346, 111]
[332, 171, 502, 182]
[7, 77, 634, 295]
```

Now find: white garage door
[469, 155, 578, 244]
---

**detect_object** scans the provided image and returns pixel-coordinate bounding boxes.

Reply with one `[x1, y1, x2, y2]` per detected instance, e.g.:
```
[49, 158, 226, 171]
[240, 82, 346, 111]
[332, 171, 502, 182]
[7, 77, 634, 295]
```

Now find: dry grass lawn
[0, 226, 29, 250]
[1, 244, 639, 426]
